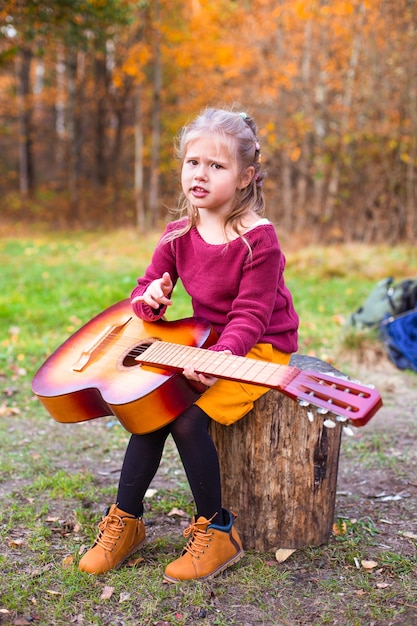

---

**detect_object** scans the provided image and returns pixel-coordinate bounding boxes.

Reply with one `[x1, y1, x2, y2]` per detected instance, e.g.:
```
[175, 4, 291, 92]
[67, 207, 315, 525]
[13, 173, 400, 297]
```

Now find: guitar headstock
[285, 369, 383, 429]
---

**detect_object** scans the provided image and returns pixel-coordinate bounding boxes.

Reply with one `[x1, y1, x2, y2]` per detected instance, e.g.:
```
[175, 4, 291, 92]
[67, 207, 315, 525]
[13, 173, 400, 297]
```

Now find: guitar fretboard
[137, 341, 299, 390]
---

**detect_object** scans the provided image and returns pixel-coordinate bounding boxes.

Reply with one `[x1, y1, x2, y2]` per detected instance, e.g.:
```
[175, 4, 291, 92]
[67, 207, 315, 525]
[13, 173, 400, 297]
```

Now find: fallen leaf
[127, 556, 145, 567]
[361, 560, 378, 570]
[145, 488, 157, 498]
[100, 586, 114, 600]
[401, 531, 417, 540]
[119, 592, 130, 603]
[9, 538, 24, 548]
[275, 548, 296, 563]
[333, 520, 347, 535]
[376, 582, 390, 589]
[167, 507, 188, 518]
[62, 555, 74, 568]
[46, 590, 60, 595]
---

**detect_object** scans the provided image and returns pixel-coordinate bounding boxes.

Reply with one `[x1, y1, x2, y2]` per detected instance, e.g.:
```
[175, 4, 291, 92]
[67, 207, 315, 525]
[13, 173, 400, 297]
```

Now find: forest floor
[1, 348, 417, 625]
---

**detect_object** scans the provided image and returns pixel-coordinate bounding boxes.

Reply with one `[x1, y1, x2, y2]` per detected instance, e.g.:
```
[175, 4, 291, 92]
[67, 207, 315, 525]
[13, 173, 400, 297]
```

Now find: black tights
[116, 405, 224, 524]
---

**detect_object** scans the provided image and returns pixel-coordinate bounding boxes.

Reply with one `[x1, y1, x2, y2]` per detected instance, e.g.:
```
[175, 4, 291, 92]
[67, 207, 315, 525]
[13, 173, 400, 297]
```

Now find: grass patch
[1, 229, 417, 625]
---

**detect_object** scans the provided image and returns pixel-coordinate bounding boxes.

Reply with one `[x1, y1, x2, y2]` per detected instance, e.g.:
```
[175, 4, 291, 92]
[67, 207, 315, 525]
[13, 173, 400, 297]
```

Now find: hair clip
[240, 112, 247, 119]
[255, 141, 260, 151]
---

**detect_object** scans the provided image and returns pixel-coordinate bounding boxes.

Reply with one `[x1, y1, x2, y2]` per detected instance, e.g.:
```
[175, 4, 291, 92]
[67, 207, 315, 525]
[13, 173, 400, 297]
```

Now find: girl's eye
[212, 163, 223, 170]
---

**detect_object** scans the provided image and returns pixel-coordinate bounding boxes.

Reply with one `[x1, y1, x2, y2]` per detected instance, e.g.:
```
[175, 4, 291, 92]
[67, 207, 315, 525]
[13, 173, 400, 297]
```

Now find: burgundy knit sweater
[131, 219, 299, 356]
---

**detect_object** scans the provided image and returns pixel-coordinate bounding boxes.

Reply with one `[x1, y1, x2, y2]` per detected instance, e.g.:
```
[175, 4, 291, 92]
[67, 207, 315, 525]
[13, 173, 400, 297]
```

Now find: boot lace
[182, 517, 215, 559]
[95, 511, 126, 552]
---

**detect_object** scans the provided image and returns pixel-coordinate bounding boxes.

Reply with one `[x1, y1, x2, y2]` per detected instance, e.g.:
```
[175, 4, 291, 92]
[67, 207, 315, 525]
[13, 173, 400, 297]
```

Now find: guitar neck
[136, 341, 299, 390]
[136, 341, 383, 426]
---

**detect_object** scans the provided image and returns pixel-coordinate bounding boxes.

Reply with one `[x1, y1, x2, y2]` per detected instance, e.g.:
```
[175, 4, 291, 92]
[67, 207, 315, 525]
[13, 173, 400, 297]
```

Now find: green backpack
[346, 277, 417, 329]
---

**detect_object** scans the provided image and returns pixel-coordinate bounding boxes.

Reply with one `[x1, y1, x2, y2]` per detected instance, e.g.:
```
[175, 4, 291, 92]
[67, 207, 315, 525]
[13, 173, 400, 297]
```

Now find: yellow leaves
[62, 555, 74, 568]
[113, 43, 152, 88]
[333, 519, 348, 536]
[294, 0, 355, 20]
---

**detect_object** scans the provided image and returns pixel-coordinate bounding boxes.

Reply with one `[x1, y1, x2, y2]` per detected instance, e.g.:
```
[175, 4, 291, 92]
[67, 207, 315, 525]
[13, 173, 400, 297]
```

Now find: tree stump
[210, 355, 345, 552]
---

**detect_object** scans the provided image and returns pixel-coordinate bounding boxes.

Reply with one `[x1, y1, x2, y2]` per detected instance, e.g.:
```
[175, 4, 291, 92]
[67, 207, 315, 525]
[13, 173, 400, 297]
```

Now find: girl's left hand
[182, 366, 218, 387]
[182, 350, 232, 387]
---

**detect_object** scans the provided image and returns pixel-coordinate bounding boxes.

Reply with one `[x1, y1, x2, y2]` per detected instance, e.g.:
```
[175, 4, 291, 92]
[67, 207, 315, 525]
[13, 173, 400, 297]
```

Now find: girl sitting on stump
[79, 107, 299, 581]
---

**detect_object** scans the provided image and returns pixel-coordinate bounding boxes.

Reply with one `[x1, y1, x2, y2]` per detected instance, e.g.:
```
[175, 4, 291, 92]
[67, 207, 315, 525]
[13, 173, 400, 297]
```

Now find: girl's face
[181, 136, 253, 216]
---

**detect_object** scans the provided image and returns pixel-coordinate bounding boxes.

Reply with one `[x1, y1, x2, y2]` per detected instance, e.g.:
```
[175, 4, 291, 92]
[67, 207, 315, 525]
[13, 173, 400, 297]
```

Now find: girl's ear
[239, 166, 255, 189]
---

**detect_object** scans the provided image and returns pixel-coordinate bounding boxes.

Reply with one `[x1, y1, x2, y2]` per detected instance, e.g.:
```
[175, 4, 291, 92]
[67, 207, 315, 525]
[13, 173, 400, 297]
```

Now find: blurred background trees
[0, 0, 416, 243]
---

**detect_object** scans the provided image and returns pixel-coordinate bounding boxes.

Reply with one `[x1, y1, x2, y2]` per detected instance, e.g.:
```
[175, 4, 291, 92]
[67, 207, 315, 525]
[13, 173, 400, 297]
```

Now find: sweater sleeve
[210, 228, 288, 356]
[130, 225, 179, 321]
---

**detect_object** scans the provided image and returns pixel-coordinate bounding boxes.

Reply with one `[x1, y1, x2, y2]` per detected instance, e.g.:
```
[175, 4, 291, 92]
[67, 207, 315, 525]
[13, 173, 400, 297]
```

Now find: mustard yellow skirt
[195, 343, 292, 426]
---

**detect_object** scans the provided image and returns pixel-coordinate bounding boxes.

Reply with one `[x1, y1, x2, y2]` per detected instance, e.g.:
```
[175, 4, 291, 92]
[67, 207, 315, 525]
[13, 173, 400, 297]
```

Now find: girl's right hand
[131, 272, 173, 309]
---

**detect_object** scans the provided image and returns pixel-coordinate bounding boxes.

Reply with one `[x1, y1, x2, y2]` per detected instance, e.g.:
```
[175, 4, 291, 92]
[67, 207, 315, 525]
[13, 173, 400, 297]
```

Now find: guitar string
[64, 327, 365, 394]
[58, 327, 379, 419]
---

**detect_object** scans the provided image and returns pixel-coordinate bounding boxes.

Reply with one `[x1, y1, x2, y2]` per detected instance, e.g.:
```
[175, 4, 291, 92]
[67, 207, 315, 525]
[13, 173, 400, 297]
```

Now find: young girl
[78, 107, 299, 582]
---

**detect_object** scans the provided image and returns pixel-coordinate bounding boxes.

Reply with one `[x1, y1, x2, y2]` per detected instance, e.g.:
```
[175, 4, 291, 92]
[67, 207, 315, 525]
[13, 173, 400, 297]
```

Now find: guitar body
[32, 300, 217, 434]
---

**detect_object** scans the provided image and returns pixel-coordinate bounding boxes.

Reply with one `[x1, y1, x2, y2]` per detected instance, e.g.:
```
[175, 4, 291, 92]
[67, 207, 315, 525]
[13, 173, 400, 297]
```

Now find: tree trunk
[149, 0, 162, 228]
[16, 46, 34, 197]
[94, 54, 109, 187]
[66, 49, 79, 221]
[134, 86, 146, 232]
[210, 355, 344, 552]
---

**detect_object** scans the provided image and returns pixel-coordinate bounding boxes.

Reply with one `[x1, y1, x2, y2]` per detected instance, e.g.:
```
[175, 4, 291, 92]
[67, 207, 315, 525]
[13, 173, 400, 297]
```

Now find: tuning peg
[317, 407, 329, 415]
[307, 411, 314, 423]
[343, 425, 355, 437]
[298, 399, 310, 407]
[323, 419, 337, 429]
[336, 415, 348, 423]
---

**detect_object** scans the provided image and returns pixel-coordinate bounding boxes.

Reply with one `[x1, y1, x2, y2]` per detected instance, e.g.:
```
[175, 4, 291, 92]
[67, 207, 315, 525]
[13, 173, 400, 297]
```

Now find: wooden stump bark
[210, 355, 345, 552]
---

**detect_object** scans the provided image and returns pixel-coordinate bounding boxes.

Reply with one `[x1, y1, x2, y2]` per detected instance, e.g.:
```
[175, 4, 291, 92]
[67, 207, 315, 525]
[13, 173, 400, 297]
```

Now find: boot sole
[163, 548, 244, 583]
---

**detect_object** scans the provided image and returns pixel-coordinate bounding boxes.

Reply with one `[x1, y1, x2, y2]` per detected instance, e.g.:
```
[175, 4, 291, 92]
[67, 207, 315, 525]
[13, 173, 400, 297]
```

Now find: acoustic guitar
[32, 299, 382, 434]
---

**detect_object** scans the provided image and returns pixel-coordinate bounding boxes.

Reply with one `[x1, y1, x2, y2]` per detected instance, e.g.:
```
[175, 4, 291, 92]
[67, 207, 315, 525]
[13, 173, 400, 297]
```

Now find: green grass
[1, 229, 417, 626]
[2, 231, 416, 366]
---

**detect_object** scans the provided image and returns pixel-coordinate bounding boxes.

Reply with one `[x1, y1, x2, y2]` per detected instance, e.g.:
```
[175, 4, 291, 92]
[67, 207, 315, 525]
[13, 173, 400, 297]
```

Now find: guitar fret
[144, 343, 289, 388]
[199, 351, 234, 376]
[135, 340, 382, 426]
[150, 342, 186, 367]
[143, 342, 290, 387]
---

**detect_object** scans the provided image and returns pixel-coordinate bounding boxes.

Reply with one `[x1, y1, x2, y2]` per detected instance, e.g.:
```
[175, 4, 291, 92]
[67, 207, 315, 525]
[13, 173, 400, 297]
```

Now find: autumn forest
[1, 0, 416, 243]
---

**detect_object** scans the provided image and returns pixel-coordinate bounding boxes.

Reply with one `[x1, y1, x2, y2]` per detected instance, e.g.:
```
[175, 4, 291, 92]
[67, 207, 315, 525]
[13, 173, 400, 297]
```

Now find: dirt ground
[335, 350, 417, 559]
[1, 347, 416, 625]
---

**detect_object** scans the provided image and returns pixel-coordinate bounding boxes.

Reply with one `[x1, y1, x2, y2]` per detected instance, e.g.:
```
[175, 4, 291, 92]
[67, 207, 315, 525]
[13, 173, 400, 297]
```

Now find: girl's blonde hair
[163, 107, 266, 244]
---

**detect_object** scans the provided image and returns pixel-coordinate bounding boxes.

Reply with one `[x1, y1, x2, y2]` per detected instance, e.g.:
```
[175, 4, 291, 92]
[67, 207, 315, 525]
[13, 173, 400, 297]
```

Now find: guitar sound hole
[122, 339, 159, 367]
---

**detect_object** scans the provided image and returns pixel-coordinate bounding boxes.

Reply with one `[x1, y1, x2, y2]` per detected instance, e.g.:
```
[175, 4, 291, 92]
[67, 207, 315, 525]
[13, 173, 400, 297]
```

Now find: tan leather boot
[164, 510, 243, 582]
[78, 504, 145, 574]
